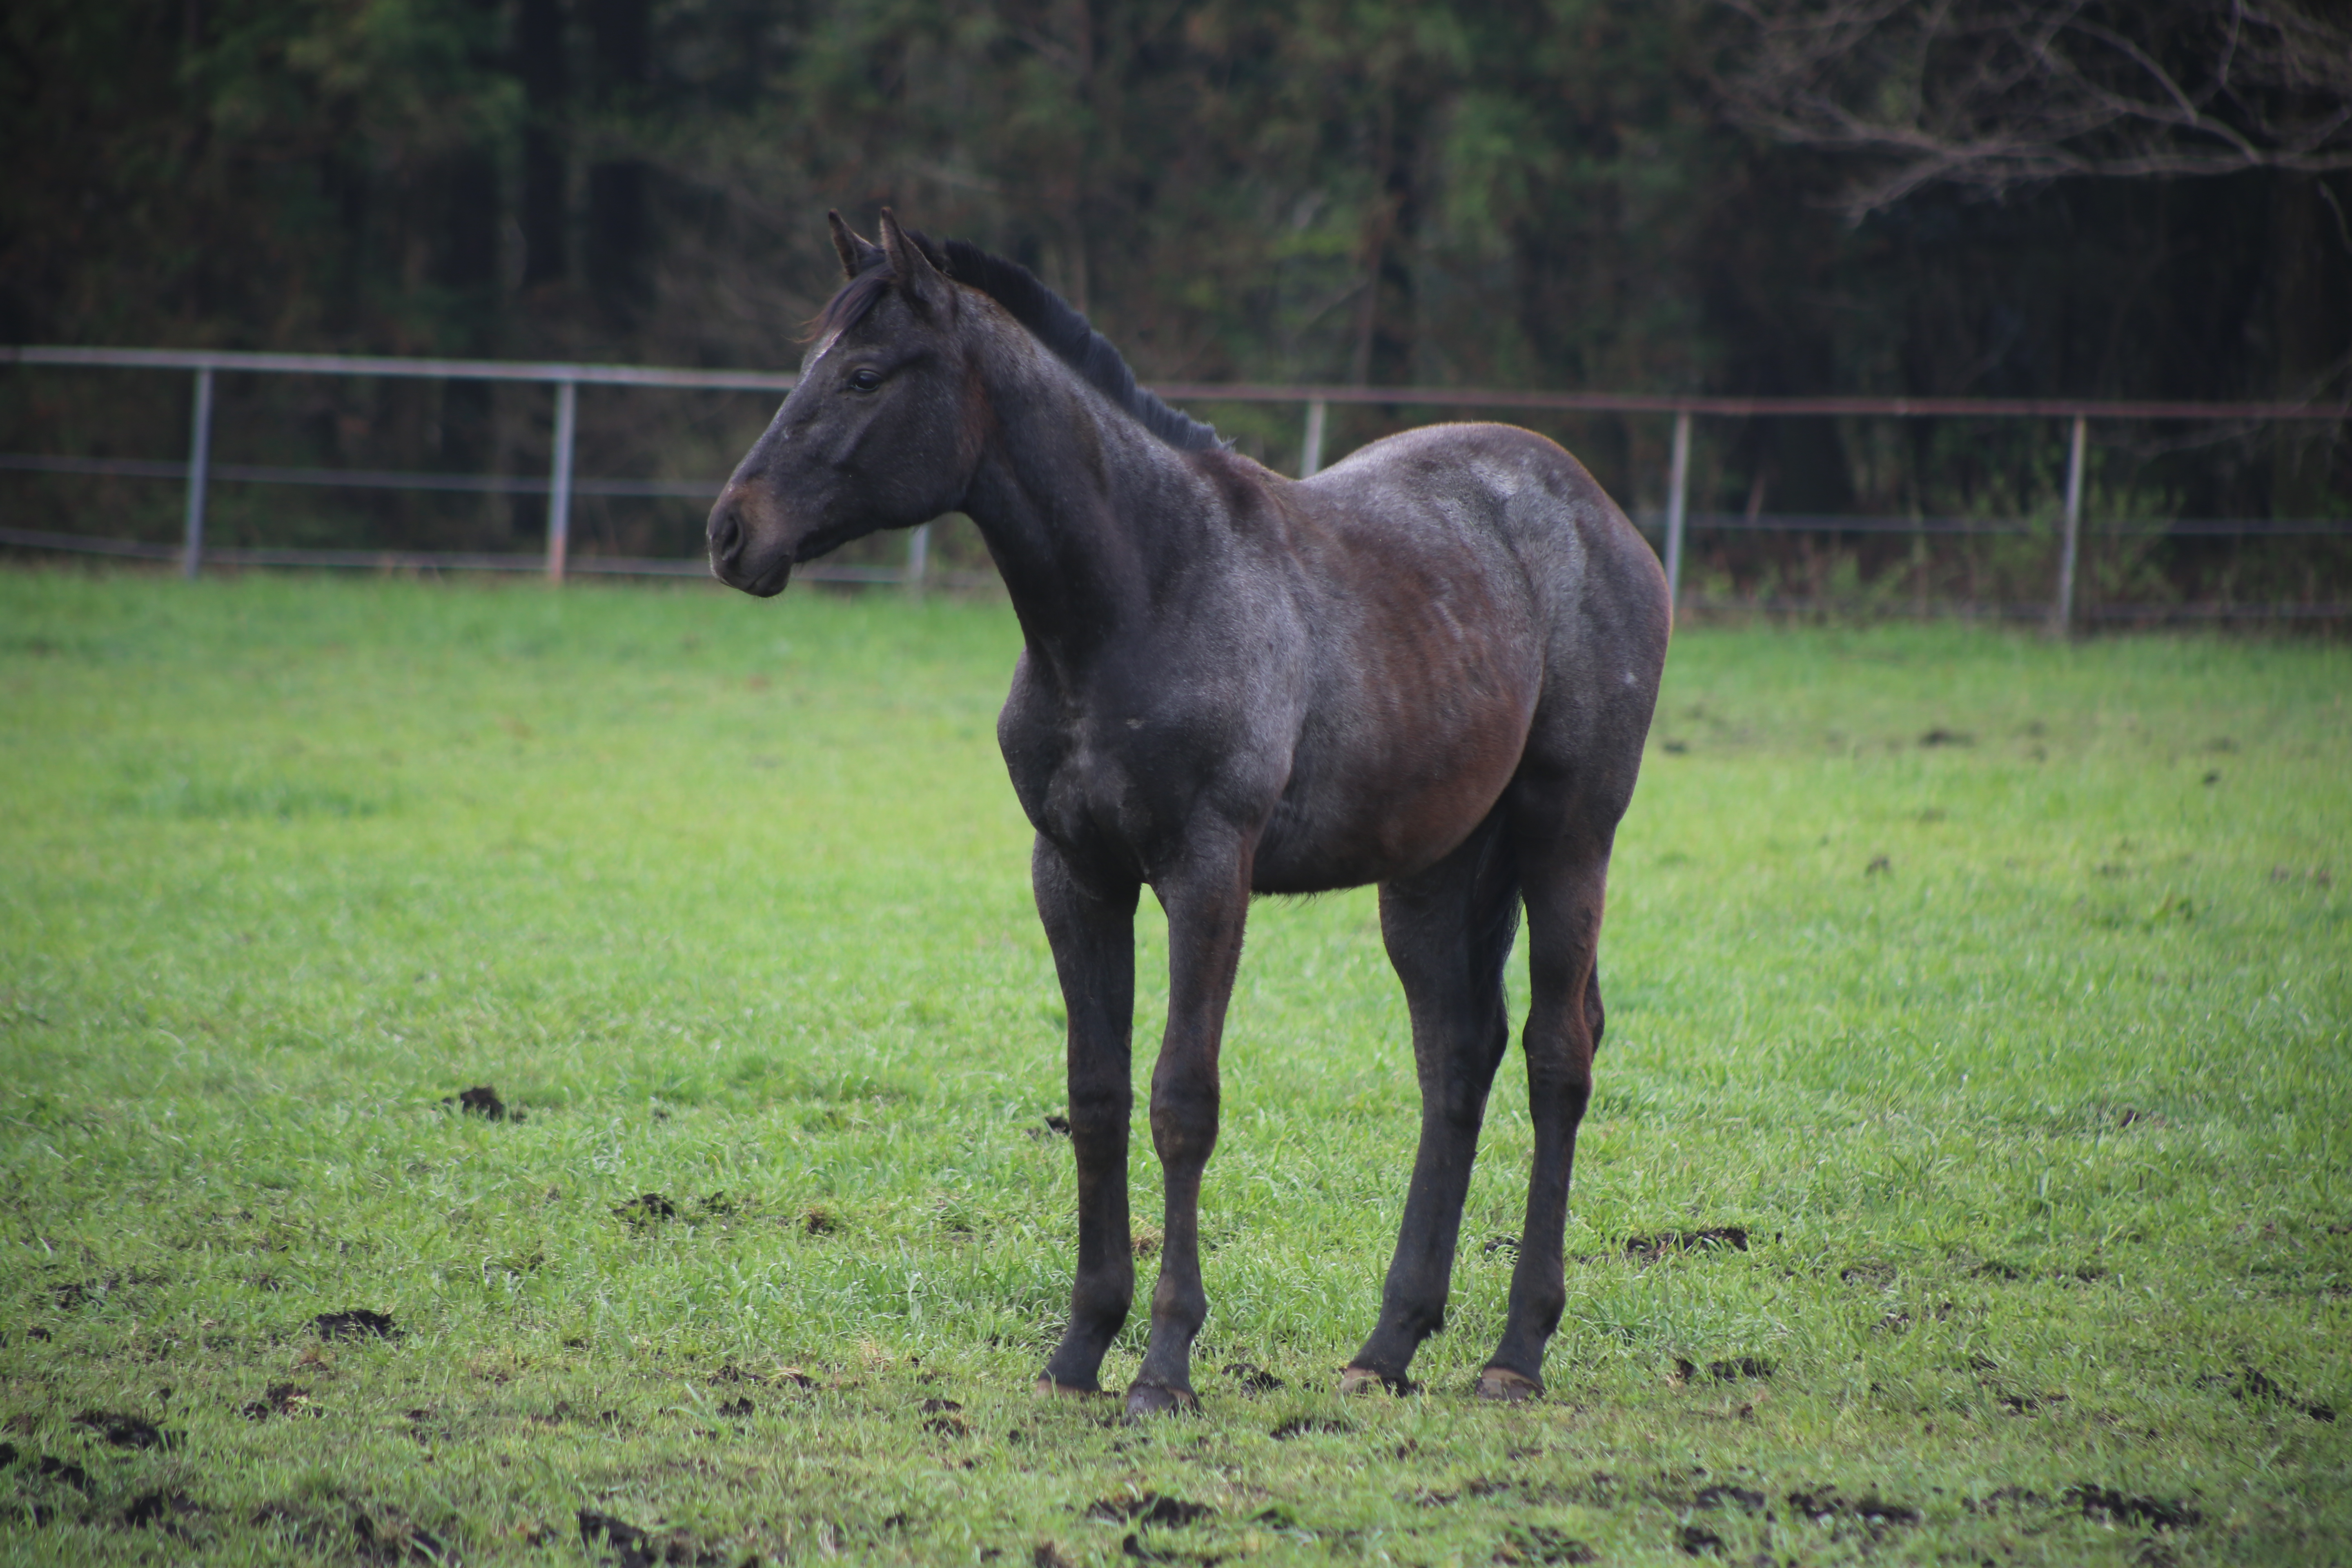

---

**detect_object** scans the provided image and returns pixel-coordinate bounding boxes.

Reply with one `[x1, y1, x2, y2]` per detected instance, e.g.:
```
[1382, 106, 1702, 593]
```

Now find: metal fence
[4, 344, 2346, 627]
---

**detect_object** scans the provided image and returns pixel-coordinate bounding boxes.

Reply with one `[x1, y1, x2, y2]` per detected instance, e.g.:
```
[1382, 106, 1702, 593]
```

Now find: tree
[1716, 0, 2352, 215]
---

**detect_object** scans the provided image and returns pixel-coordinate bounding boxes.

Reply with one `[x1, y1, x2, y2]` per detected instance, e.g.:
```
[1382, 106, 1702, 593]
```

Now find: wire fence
[5, 345, 2347, 625]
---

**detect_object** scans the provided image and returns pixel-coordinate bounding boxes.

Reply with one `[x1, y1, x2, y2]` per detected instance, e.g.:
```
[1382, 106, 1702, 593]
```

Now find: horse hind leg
[1343, 809, 1521, 1393]
[1476, 809, 1613, 1402]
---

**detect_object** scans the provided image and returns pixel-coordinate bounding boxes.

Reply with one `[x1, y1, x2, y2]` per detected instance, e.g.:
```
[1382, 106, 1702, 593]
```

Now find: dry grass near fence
[0, 569, 2346, 1565]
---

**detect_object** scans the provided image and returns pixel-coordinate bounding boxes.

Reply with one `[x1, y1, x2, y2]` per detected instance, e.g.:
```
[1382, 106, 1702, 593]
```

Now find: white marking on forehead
[800, 330, 842, 375]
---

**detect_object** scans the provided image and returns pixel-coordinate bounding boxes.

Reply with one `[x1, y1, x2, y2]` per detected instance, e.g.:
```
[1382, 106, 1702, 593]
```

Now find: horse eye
[847, 368, 882, 392]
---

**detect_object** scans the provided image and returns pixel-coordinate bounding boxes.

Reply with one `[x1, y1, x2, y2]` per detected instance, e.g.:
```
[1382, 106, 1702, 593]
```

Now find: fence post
[1299, 397, 1327, 479]
[181, 365, 215, 579]
[546, 377, 577, 584]
[905, 520, 932, 595]
[2054, 413, 2086, 635]
[1663, 408, 1691, 610]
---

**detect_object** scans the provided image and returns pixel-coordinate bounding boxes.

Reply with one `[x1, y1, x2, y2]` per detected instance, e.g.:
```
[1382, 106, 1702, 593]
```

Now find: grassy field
[1, 568, 2346, 1567]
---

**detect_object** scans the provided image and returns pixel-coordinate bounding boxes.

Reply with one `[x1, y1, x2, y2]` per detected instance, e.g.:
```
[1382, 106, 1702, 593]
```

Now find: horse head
[706, 210, 979, 596]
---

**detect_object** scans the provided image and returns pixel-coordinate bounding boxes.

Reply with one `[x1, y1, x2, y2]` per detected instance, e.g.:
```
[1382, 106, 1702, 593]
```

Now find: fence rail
[6, 344, 2346, 624]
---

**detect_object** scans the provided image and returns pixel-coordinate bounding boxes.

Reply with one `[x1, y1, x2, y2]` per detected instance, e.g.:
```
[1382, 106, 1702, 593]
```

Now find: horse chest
[999, 673, 1274, 879]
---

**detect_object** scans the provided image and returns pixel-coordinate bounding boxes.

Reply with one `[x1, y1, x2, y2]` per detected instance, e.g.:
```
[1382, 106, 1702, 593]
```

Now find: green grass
[1, 568, 2346, 1566]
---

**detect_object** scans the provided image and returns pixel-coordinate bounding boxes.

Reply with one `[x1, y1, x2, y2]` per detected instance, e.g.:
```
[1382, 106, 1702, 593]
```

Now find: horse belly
[1251, 665, 1533, 893]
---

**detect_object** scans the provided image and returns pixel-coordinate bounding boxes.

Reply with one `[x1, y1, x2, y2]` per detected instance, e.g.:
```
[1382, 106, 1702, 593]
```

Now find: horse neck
[959, 334, 1207, 665]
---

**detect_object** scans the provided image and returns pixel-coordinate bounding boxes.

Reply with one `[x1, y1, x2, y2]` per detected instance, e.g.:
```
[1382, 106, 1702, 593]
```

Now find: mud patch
[1496, 1523, 1597, 1564]
[315, 1308, 401, 1341]
[71, 1410, 175, 1450]
[1270, 1414, 1353, 1439]
[1033, 1114, 1072, 1137]
[1840, 1261, 1897, 1288]
[2196, 1366, 2336, 1421]
[1624, 1227, 1748, 1262]
[35, 1456, 92, 1492]
[614, 1193, 679, 1224]
[920, 1397, 968, 1436]
[241, 1383, 314, 1421]
[122, 1490, 205, 1542]
[1919, 728, 1972, 746]
[1998, 1390, 2068, 1414]
[1222, 1362, 1284, 1393]
[578, 1508, 726, 1567]
[1120, 1535, 1223, 1565]
[1087, 1493, 1214, 1528]
[445, 1085, 519, 1122]
[1693, 1485, 1767, 1513]
[352, 1506, 454, 1564]
[2065, 1486, 2199, 1530]
[1786, 1488, 1921, 1528]
[1482, 1235, 1519, 1258]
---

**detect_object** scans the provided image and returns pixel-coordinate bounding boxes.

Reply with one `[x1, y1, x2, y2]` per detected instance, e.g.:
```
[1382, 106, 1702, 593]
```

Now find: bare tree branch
[1717, 0, 2352, 215]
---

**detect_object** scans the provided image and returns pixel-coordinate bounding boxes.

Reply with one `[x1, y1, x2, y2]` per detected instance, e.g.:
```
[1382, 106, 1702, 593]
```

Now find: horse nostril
[708, 502, 743, 564]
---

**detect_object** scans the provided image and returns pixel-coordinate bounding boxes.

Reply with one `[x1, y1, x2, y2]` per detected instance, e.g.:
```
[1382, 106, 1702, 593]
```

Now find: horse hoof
[1034, 1375, 1110, 1399]
[1123, 1383, 1198, 1419]
[1338, 1366, 1405, 1396]
[1474, 1367, 1541, 1403]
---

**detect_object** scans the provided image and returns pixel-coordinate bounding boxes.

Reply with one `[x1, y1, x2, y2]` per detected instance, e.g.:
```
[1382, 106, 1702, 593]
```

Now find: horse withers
[708, 211, 1670, 1417]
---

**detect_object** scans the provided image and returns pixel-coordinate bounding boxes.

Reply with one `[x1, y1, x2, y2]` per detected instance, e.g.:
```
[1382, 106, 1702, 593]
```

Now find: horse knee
[1148, 1083, 1220, 1167]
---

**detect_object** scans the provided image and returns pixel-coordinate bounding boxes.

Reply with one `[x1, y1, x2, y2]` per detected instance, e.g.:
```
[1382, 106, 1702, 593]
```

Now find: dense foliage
[2, 1, 2346, 582]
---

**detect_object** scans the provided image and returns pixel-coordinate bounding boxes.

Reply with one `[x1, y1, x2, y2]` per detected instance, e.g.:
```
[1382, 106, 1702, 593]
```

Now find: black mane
[812, 234, 1225, 454]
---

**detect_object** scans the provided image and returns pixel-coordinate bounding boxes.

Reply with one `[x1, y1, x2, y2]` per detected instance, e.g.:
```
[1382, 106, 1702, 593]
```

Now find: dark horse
[708, 212, 1669, 1417]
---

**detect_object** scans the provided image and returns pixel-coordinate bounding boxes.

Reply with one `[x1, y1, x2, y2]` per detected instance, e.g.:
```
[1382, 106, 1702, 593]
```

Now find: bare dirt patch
[1624, 1227, 1748, 1262]
[241, 1382, 314, 1420]
[445, 1084, 518, 1121]
[614, 1193, 679, 1224]
[1786, 1488, 1922, 1528]
[578, 1507, 728, 1567]
[1086, 1493, 1215, 1528]
[1495, 1523, 1597, 1564]
[122, 1489, 205, 1542]
[2197, 1365, 2336, 1421]
[315, 1309, 401, 1341]
[2065, 1485, 2200, 1530]
[71, 1410, 175, 1449]
[1222, 1361, 1283, 1392]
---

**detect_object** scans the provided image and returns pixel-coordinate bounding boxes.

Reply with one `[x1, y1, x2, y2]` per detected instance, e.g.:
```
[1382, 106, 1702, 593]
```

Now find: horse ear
[827, 210, 881, 278]
[878, 208, 949, 313]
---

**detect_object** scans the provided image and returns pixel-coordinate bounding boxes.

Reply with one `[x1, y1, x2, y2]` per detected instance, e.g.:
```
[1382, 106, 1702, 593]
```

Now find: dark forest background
[3, 0, 2348, 608]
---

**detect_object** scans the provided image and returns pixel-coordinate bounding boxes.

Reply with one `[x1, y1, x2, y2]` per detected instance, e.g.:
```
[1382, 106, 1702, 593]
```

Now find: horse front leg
[1126, 846, 1252, 1417]
[1033, 837, 1140, 1396]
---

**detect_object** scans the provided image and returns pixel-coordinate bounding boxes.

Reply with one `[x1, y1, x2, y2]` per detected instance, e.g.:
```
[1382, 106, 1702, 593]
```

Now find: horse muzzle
[706, 485, 796, 598]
